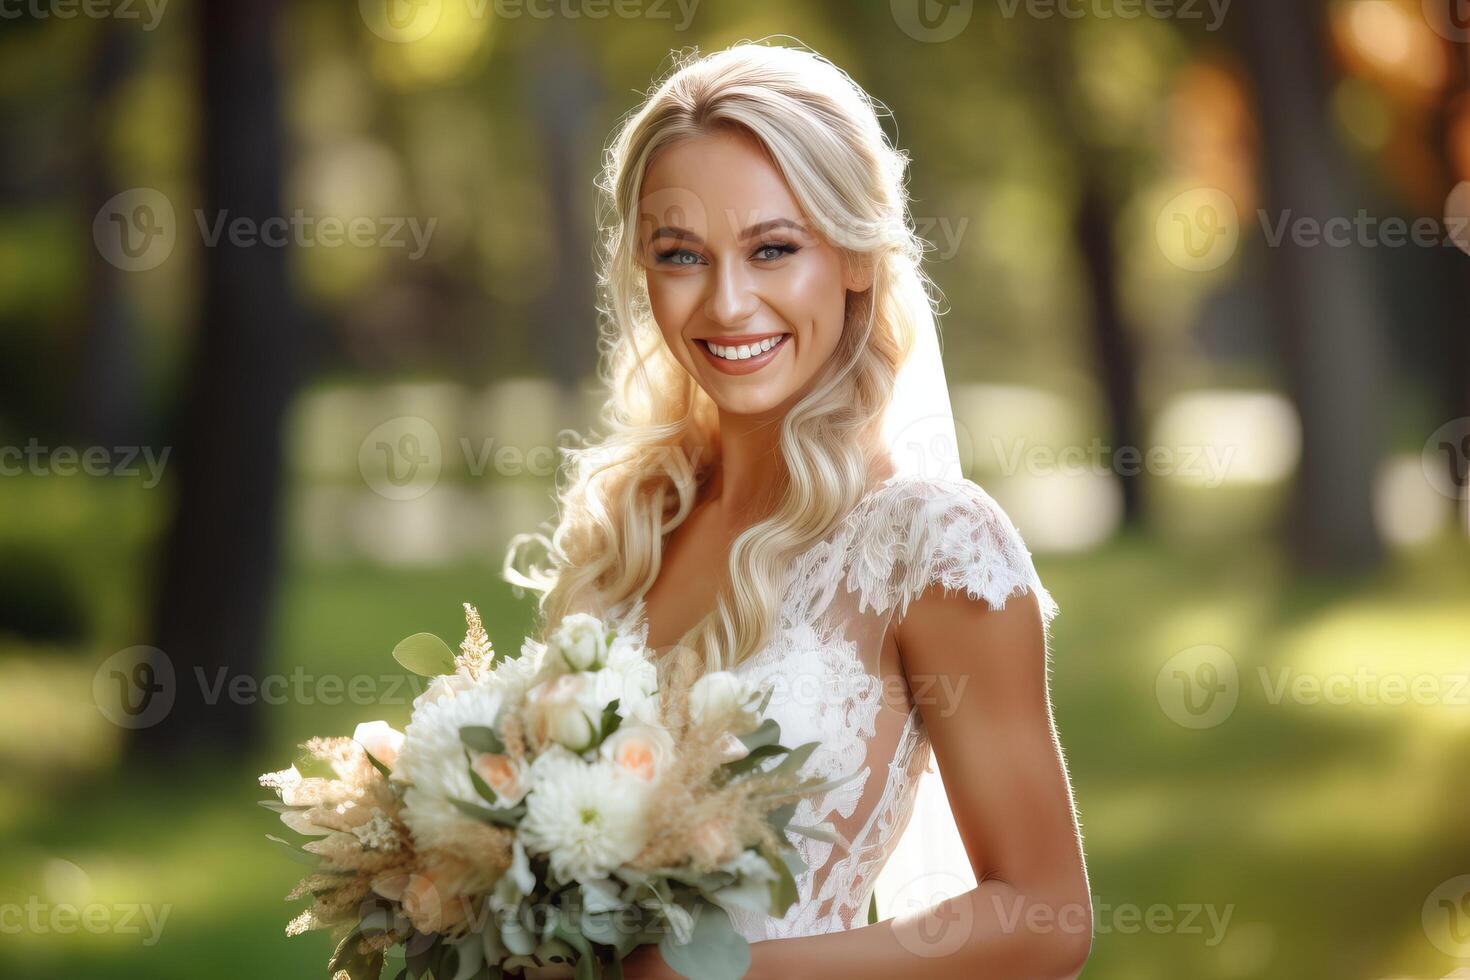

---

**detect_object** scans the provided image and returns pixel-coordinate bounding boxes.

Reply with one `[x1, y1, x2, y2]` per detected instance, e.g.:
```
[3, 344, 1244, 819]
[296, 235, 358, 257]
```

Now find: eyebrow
[643, 216, 809, 245]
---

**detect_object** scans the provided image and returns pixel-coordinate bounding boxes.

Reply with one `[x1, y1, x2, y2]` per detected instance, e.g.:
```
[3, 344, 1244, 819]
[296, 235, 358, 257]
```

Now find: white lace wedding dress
[624, 472, 1058, 943]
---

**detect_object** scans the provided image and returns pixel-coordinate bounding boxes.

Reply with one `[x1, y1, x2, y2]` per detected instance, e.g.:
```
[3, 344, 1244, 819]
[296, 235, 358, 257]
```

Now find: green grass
[1, 478, 1468, 978]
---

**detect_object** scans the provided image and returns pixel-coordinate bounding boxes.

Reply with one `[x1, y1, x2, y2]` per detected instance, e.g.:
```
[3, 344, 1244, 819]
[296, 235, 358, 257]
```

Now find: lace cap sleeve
[842, 476, 1059, 625]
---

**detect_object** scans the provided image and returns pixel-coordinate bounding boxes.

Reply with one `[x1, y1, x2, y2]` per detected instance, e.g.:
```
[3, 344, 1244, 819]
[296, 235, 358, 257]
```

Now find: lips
[694, 332, 790, 375]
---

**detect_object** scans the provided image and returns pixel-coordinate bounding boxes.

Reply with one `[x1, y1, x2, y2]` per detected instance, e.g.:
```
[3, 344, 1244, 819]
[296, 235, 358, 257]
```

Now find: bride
[506, 41, 1091, 979]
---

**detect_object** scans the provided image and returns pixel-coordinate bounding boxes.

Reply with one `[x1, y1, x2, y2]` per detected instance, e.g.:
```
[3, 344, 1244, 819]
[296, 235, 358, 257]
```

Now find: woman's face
[637, 127, 865, 417]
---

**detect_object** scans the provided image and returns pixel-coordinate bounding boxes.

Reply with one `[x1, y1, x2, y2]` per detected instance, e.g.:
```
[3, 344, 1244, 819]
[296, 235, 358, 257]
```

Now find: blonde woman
[507, 41, 1091, 979]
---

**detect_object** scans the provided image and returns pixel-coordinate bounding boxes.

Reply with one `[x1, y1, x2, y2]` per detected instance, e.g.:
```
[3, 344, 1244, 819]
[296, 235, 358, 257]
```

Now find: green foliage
[393, 633, 456, 677]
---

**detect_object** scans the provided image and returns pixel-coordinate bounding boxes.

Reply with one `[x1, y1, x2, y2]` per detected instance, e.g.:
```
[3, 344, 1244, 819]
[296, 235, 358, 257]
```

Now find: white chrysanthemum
[397, 682, 506, 851]
[485, 639, 548, 704]
[518, 748, 651, 885]
[593, 637, 660, 725]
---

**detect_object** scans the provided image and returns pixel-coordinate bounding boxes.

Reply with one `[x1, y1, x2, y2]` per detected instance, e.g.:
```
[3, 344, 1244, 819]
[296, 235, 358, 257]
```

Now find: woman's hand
[615, 944, 687, 980]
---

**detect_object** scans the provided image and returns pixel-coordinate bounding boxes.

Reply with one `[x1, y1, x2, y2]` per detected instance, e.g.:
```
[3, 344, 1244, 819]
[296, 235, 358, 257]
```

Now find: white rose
[598, 723, 675, 785]
[525, 673, 604, 752]
[549, 613, 609, 672]
[353, 720, 406, 770]
[471, 752, 529, 807]
[688, 671, 761, 734]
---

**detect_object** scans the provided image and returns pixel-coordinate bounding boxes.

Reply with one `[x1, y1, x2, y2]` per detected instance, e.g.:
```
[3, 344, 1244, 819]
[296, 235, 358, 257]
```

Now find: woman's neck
[702, 405, 787, 524]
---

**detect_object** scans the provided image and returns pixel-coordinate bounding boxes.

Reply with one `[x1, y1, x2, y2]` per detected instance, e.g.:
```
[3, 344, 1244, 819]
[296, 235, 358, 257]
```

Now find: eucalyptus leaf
[450, 798, 526, 827]
[460, 725, 505, 755]
[393, 632, 456, 677]
[766, 740, 817, 780]
[759, 844, 799, 916]
[467, 764, 499, 805]
[765, 801, 797, 834]
[720, 742, 789, 777]
[785, 821, 844, 845]
[737, 718, 781, 752]
[657, 902, 750, 980]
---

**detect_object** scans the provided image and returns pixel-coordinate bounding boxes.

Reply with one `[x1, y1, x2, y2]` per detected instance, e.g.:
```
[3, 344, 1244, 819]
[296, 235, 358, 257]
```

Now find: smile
[695, 333, 790, 375]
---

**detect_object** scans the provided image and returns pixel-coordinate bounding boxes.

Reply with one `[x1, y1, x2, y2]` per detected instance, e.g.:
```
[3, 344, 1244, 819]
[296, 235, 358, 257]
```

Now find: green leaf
[657, 902, 751, 980]
[599, 699, 622, 742]
[759, 843, 799, 916]
[450, 798, 527, 828]
[766, 741, 817, 780]
[362, 749, 394, 780]
[764, 801, 797, 835]
[460, 725, 505, 755]
[720, 743, 789, 777]
[467, 764, 499, 805]
[737, 718, 780, 752]
[786, 822, 843, 845]
[393, 632, 456, 677]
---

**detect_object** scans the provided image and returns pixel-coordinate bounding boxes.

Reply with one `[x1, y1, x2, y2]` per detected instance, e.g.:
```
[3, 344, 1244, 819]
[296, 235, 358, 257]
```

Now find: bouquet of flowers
[259, 604, 848, 980]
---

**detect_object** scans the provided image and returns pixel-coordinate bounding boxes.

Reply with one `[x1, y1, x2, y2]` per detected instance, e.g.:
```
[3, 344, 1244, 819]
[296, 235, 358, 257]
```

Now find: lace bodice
[622, 472, 1058, 943]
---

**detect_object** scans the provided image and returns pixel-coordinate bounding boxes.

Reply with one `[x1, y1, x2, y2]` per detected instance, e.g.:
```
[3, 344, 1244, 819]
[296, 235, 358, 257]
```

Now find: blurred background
[1, 0, 1468, 977]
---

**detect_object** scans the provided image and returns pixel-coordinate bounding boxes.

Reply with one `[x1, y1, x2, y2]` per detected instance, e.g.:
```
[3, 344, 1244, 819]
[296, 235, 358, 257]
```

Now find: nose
[705, 258, 760, 327]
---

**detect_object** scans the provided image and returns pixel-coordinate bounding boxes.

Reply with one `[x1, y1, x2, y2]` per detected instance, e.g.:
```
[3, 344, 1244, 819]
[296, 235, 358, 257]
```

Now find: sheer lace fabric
[624, 473, 1057, 942]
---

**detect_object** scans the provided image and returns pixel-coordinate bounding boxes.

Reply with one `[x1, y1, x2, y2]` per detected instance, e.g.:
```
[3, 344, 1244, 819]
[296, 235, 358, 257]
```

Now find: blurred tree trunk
[1036, 28, 1145, 525]
[523, 29, 599, 399]
[135, 0, 299, 755]
[1074, 177, 1143, 524]
[1433, 38, 1470, 505]
[1242, 0, 1386, 571]
[77, 23, 142, 447]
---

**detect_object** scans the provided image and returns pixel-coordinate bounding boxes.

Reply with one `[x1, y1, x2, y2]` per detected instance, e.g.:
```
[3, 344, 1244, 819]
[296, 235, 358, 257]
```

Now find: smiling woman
[505, 39, 1091, 980]
[637, 126, 866, 405]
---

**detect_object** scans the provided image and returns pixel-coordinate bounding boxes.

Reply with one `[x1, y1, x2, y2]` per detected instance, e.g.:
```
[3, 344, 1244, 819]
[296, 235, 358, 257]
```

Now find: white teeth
[706, 335, 784, 361]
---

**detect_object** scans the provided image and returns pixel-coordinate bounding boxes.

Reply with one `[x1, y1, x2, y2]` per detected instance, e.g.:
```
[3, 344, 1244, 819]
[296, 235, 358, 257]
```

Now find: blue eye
[754, 242, 800, 261]
[655, 248, 703, 266]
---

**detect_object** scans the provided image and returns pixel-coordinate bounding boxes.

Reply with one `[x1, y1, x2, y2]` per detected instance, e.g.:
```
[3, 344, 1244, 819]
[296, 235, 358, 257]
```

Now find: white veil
[870, 303, 980, 920]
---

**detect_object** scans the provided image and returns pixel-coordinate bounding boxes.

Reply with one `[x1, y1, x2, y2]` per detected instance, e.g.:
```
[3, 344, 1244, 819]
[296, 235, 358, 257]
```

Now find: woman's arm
[745, 587, 1092, 979]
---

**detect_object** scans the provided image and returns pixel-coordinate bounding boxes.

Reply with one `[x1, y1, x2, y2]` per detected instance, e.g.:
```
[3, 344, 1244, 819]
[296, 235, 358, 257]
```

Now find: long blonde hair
[505, 41, 941, 673]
